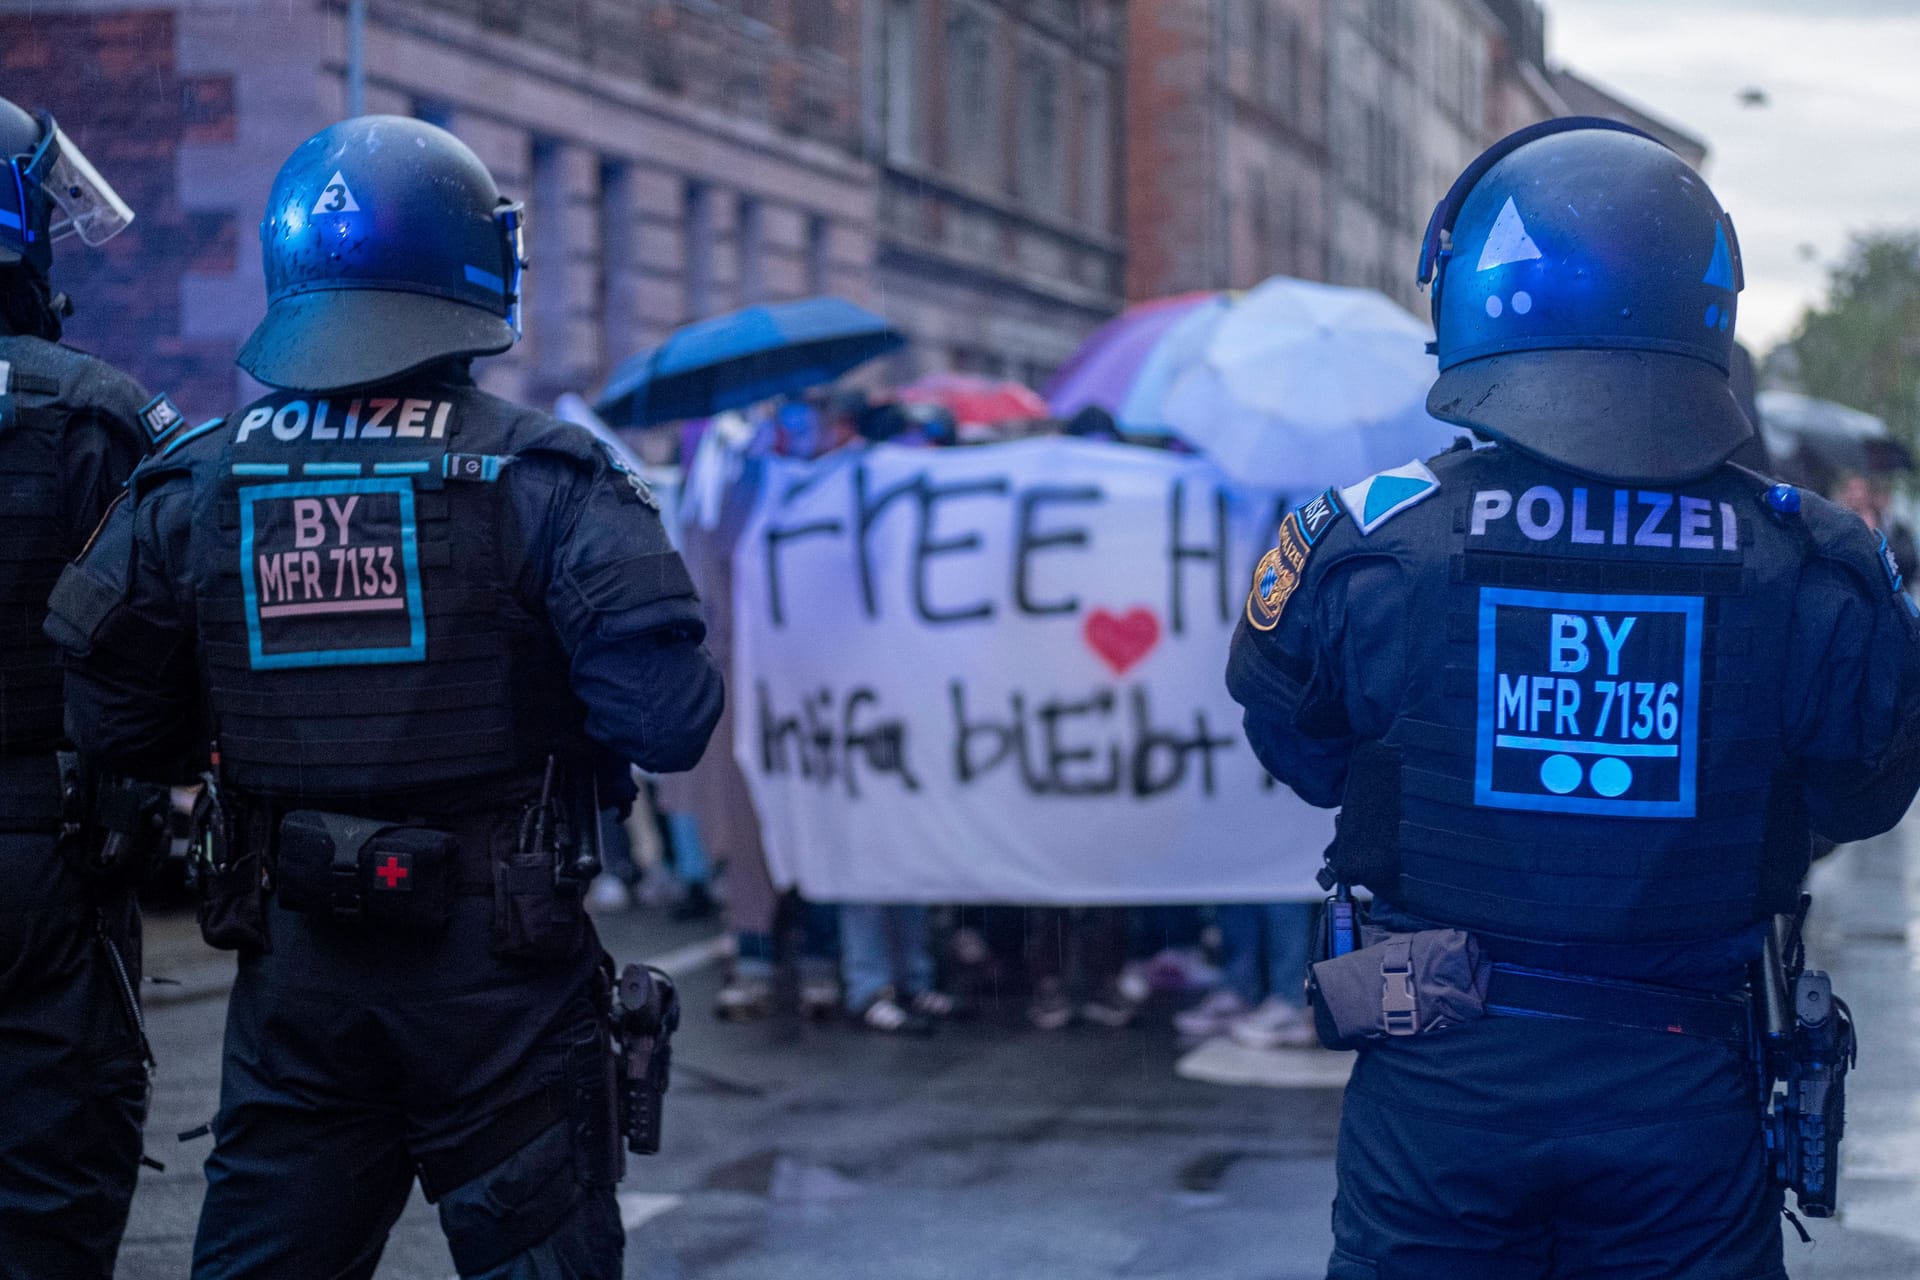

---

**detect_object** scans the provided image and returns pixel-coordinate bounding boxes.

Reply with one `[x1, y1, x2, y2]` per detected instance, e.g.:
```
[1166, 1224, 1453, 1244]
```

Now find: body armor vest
[1325, 445, 1809, 947]
[1, 340, 86, 755]
[163, 379, 591, 804]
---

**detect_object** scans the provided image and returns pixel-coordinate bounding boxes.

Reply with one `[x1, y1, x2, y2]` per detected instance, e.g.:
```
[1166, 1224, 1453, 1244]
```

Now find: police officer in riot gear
[48, 116, 723, 1278]
[1228, 118, 1920, 1279]
[0, 94, 166, 1280]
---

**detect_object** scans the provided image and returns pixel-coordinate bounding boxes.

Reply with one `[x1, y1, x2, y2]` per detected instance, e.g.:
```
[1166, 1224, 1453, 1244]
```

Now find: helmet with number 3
[240, 115, 527, 393]
[1418, 117, 1750, 484]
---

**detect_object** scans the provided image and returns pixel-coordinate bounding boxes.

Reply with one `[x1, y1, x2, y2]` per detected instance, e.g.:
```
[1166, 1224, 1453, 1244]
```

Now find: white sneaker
[587, 875, 632, 912]
[1228, 996, 1317, 1049]
[1174, 989, 1251, 1039]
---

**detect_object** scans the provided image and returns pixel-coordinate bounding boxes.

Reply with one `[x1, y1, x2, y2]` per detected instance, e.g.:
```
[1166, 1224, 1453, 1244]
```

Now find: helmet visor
[42, 126, 133, 247]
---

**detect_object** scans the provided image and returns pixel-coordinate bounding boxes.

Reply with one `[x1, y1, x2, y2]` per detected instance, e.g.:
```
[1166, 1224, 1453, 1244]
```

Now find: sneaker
[1079, 984, 1136, 1030]
[1228, 996, 1317, 1049]
[587, 875, 634, 912]
[1174, 989, 1251, 1039]
[714, 969, 775, 1023]
[909, 989, 958, 1019]
[798, 966, 842, 1022]
[668, 882, 719, 922]
[1027, 978, 1074, 1031]
[1146, 947, 1223, 994]
[854, 988, 934, 1036]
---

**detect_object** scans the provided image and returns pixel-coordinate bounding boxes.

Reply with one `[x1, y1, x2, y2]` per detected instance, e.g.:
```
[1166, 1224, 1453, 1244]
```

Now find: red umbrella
[898, 372, 1049, 425]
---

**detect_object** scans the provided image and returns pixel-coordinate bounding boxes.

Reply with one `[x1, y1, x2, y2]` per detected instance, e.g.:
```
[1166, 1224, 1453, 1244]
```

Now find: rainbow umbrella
[1045, 292, 1223, 428]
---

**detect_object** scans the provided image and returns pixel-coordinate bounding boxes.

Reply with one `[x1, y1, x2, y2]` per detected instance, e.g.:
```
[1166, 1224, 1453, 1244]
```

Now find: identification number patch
[1474, 587, 1702, 817]
[238, 478, 425, 669]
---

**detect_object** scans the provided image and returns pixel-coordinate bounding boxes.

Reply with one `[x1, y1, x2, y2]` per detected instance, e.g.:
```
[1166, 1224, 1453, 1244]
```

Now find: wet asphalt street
[115, 817, 1920, 1280]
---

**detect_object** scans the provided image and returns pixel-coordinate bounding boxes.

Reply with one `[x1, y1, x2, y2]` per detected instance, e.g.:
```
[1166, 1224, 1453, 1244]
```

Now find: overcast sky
[1543, 0, 1920, 353]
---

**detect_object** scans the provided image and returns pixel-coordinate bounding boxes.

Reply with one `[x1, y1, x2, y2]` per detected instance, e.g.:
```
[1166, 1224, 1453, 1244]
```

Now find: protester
[1836, 471, 1917, 585]
[1175, 904, 1316, 1048]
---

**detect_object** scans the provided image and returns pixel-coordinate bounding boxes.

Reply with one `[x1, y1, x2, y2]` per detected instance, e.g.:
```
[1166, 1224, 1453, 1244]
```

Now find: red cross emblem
[373, 854, 411, 890]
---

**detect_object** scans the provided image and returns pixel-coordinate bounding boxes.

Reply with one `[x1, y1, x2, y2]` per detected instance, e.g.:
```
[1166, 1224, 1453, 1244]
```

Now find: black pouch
[1307, 928, 1490, 1050]
[276, 810, 455, 933]
[490, 851, 585, 961]
[191, 786, 270, 953]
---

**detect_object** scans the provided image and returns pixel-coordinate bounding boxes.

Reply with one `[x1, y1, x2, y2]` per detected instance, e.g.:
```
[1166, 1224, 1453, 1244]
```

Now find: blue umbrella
[594, 296, 906, 426]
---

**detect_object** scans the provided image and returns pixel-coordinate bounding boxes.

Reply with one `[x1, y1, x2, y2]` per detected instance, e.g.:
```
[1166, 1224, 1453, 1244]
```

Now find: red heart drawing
[1084, 607, 1162, 676]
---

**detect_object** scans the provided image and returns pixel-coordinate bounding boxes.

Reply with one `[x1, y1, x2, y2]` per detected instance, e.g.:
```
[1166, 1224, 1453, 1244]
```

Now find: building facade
[868, 0, 1127, 387]
[1125, 0, 1331, 300]
[1, 0, 1707, 417]
[1323, 0, 1505, 312]
[1, 0, 881, 417]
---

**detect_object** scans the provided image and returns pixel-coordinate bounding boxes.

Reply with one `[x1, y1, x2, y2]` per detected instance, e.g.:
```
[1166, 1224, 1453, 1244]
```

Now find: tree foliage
[1788, 231, 1920, 446]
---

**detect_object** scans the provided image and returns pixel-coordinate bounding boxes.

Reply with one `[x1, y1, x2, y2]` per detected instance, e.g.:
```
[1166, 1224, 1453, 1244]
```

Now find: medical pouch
[276, 809, 454, 933]
[1308, 928, 1491, 1050]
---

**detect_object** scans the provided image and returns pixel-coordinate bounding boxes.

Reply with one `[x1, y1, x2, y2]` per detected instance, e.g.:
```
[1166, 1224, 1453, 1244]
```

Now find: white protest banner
[732, 438, 1337, 904]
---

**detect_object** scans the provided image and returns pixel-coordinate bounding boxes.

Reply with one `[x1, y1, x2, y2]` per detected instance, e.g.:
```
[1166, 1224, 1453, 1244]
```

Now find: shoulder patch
[1294, 487, 1345, 546]
[1337, 459, 1440, 536]
[1246, 510, 1314, 632]
[597, 440, 658, 509]
[138, 393, 187, 443]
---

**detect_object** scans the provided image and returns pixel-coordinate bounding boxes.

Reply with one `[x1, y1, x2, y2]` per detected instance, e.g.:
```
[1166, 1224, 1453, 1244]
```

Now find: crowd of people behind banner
[584, 387, 1323, 1051]
[580, 380, 1920, 1056]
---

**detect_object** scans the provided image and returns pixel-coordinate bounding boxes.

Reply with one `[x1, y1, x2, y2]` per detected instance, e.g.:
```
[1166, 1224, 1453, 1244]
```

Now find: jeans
[838, 904, 932, 1009]
[1218, 902, 1313, 1008]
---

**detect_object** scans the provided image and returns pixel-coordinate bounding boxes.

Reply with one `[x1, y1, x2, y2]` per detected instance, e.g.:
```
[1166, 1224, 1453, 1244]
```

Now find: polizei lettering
[1468, 485, 1738, 552]
[232, 398, 454, 444]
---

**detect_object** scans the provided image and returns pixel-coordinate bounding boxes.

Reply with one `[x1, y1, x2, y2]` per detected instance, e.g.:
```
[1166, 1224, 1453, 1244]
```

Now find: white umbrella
[1158, 276, 1467, 491]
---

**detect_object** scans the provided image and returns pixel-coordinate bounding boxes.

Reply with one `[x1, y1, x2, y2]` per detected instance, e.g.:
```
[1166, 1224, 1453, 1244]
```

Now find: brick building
[1, 0, 881, 418]
[1125, 0, 1331, 299]
[869, 0, 1127, 386]
[3, 1, 1706, 417]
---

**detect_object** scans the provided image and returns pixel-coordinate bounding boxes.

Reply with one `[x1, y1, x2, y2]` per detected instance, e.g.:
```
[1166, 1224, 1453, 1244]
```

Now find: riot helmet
[0, 96, 135, 278]
[239, 116, 525, 392]
[1419, 118, 1750, 484]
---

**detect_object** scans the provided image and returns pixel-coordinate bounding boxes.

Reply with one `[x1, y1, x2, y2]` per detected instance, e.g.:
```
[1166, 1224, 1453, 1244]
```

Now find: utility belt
[189, 756, 603, 962]
[1308, 888, 1854, 1222]
[1307, 907, 1751, 1050]
[0, 751, 171, 890]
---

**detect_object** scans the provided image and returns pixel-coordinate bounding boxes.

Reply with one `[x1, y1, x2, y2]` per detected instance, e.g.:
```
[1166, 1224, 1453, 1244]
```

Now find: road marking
[618, 1191, 684, 1233]
[638, 934, 730, 977]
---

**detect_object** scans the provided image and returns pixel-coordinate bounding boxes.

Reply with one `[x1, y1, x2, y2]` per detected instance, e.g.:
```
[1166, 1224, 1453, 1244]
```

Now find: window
[737, 195, 764, 305]
[684, 181, 713, 321]
[529, 138, 568, 377]
[806, 214, 830, 294]
[1016, 49, 1063, 214]
[795, 0, 836, 49]
[883, 0, 921, 162]
[1079, 69, 1112, 233]
[599, 160, 636, 372]
[947, 7, 996, 184]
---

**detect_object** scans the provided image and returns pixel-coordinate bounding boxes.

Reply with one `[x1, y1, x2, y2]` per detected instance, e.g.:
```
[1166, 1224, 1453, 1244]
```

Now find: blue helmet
[239, 116, 525, 392]
[1, 95, 135, 279]
[1419, 118, 1750, 484]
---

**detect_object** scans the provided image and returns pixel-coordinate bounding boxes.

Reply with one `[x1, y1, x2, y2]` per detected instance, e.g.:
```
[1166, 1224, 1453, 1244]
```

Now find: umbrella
[898, 373, 1048, 425]
[1112, 295, 1232, 437]
[1757, 389, 1913, 476]
[1155, 276, 1466, 491]
[1045, 291, 1221, 421]
[595, 296, 905, 426]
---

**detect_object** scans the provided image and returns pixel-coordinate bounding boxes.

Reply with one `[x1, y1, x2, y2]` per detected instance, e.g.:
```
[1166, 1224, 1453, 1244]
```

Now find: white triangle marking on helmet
[311, 172, 362, 216]
[1475, 196, 1540, 272]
